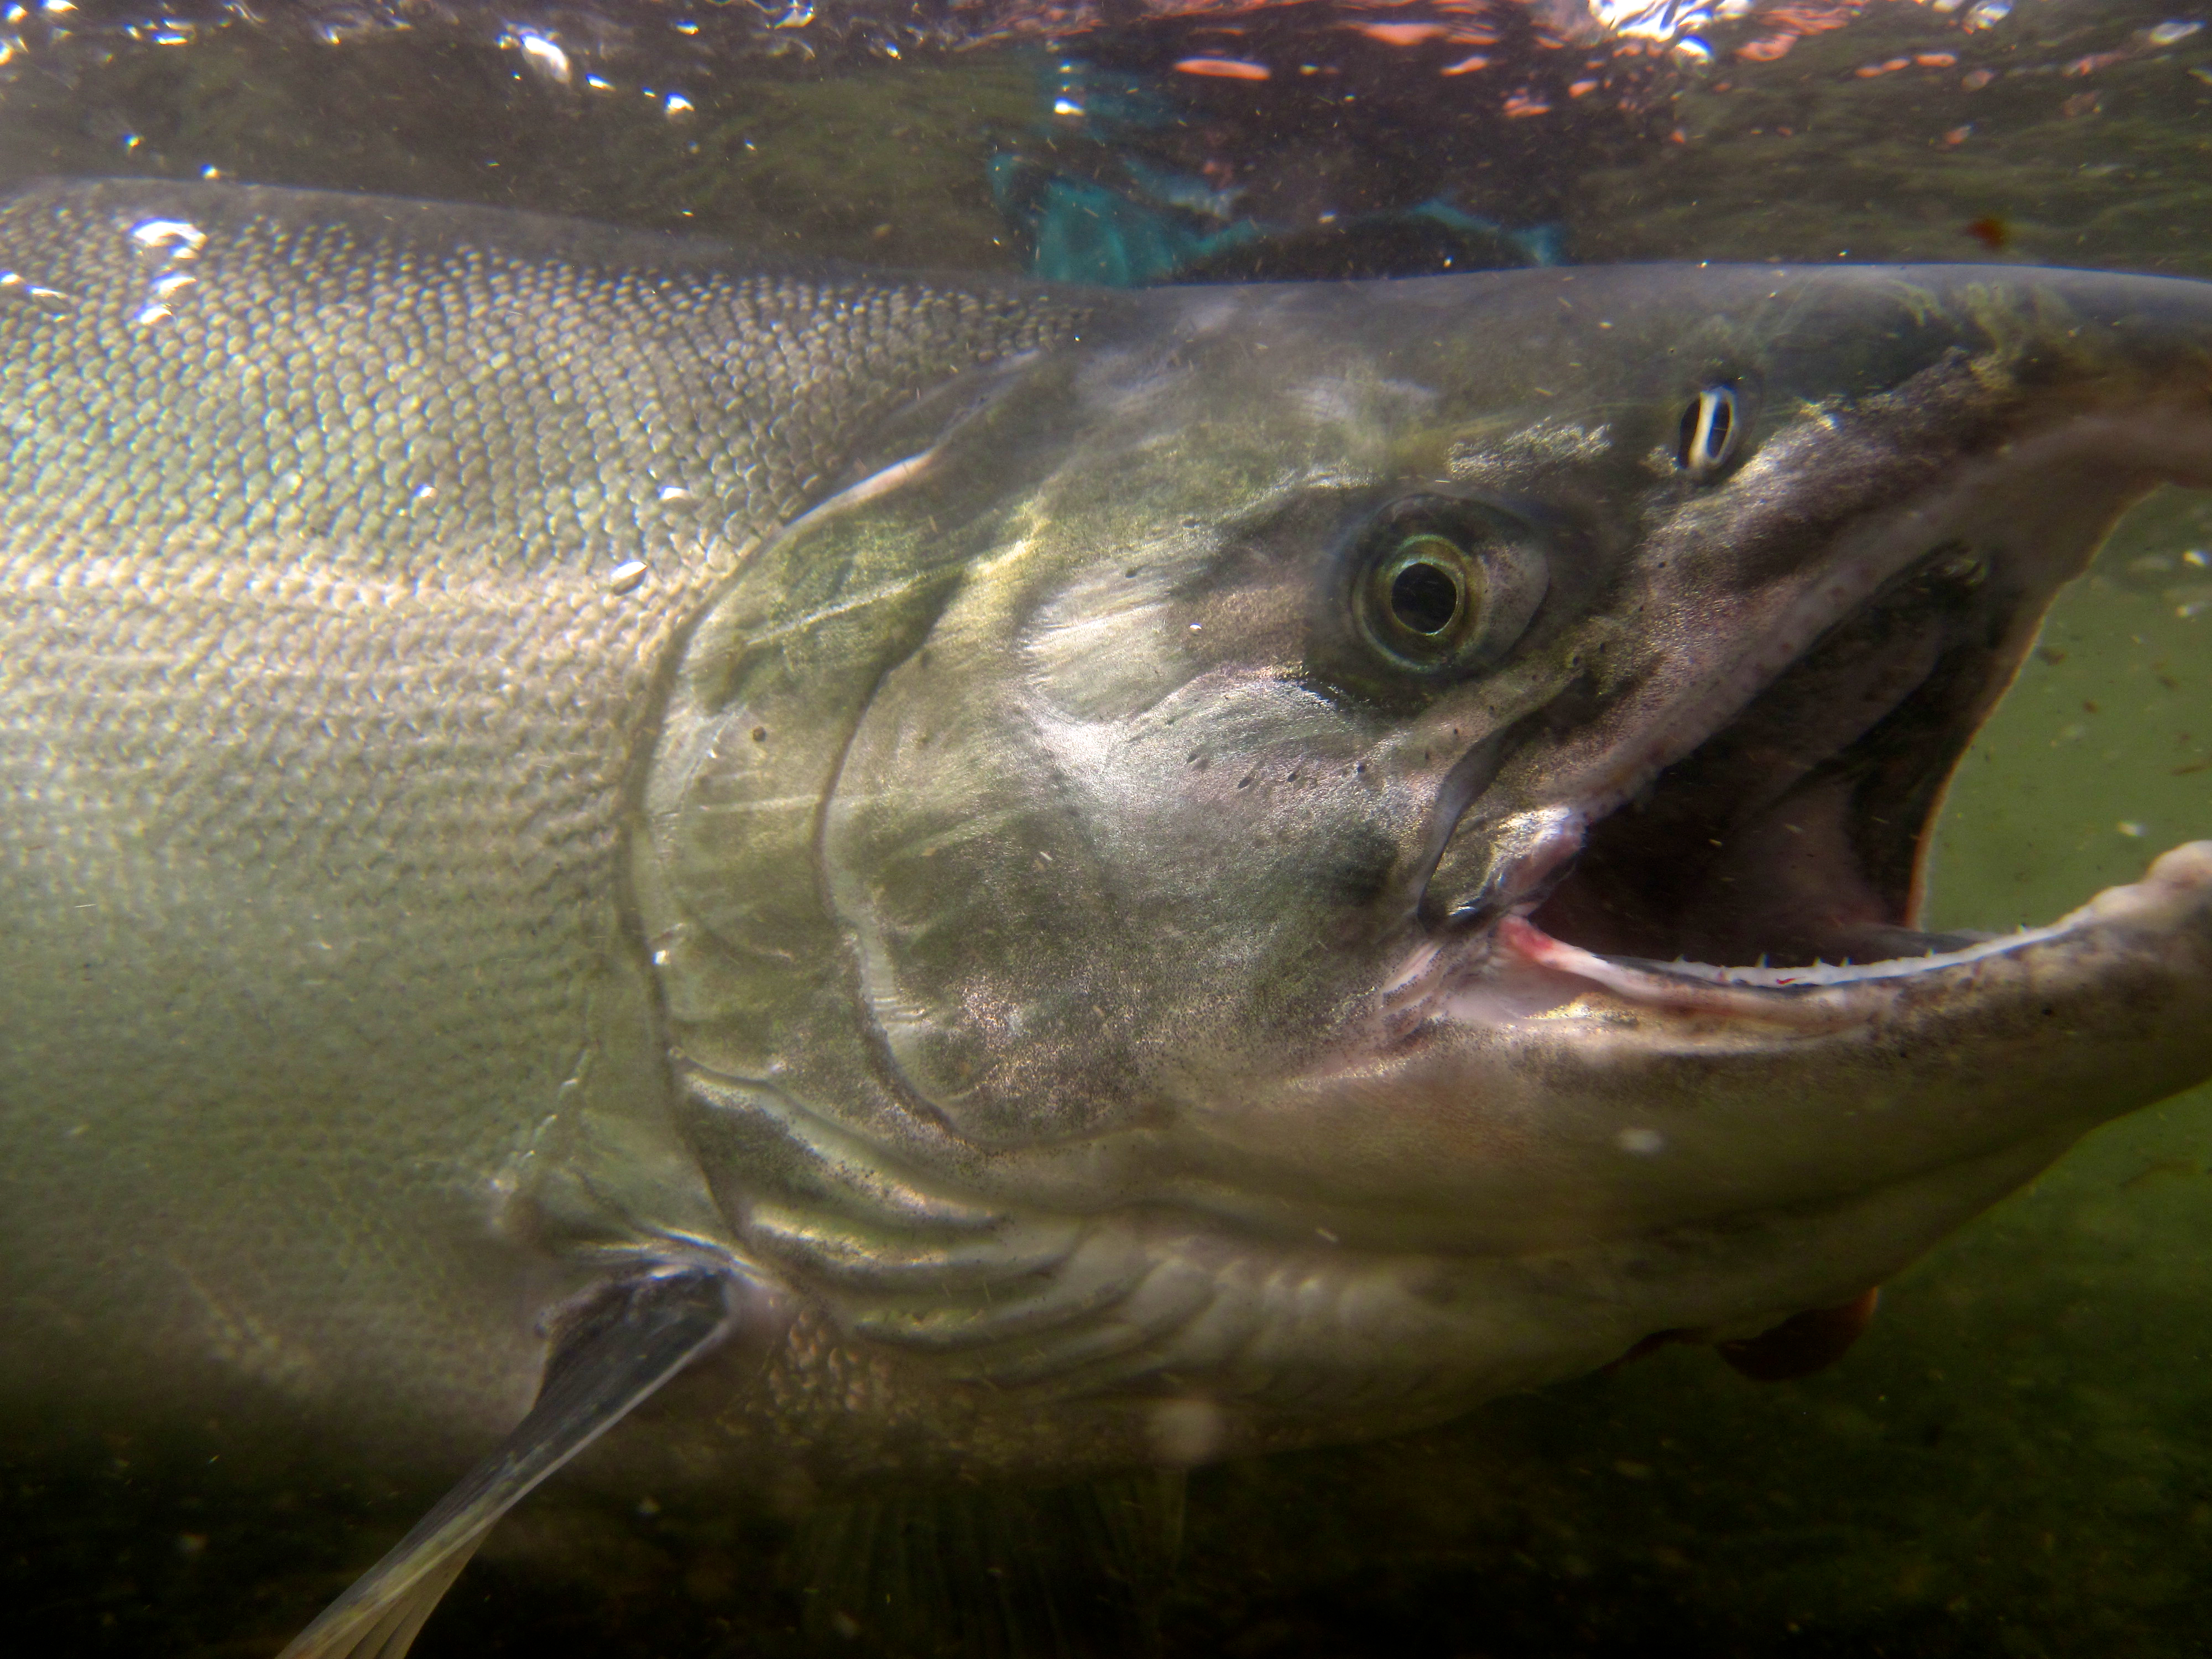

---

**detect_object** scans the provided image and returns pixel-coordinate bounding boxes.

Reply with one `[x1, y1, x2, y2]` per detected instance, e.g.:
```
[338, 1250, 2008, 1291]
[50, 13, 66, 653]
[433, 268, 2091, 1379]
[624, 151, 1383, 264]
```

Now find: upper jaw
[1421, 401, 2212, 1012]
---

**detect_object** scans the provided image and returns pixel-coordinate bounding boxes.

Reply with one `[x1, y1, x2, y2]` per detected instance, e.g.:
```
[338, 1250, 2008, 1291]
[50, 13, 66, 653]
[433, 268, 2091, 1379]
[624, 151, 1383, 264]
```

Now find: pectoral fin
[279, 1265, 757, 1659]
[1717, 1287, 1882, 1383]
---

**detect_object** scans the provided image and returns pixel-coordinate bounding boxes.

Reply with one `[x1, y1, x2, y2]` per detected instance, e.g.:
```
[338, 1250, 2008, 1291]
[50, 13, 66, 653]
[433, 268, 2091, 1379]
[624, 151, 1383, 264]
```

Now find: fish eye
[1384, 536, 1469, 637]
[1678, 384, 1740, 478]
[1350, 498, 1549, 677]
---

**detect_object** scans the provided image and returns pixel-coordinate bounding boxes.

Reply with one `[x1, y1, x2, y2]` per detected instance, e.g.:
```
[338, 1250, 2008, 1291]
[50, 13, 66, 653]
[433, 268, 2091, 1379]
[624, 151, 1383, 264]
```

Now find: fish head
[640, 264, 2212, 1450]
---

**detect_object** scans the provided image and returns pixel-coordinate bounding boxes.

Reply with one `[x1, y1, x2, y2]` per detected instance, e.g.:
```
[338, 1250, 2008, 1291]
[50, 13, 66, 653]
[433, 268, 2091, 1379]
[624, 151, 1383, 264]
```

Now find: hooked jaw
[1438, 388, 2212, 1034]
[1496, 842, 2212, 1029]
[1196, 328, 2212, 1284]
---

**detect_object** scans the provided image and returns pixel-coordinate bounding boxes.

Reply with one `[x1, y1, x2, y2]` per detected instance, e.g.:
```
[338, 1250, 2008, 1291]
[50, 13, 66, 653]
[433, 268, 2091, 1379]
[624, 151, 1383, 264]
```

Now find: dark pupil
[1681, 392, 1732, 466]
[1705, 396, 1731, 455]
[1389, 561, 1460, 634]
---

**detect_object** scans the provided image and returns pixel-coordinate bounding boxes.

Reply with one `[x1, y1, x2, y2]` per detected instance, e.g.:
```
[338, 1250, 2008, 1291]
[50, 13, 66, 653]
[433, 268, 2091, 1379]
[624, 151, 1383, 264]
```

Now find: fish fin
[287, 1547, 478, 1659]
[278, 1265, 750, 1659]
[795, 1468, 1187, 1658]
[1718, 1287, 1882, 1383]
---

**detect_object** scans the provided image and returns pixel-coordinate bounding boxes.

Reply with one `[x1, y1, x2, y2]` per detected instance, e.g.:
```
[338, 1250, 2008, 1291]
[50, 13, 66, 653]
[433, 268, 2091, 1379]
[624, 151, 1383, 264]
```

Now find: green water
[3, 3, 2210, 1655]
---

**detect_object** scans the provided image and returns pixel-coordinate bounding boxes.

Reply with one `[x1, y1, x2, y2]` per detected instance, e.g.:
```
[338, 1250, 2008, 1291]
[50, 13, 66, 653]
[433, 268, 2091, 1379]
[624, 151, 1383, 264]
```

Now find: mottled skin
[630, 258, 2212, 1490]
[1, 180, 2210, 1599]
[0, 179, 1094, 1475]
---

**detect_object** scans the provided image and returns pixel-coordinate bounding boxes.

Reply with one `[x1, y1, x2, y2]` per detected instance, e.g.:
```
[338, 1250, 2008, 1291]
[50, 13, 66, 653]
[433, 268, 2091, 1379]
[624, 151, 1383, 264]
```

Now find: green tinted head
[637, 263, 2212, 1469]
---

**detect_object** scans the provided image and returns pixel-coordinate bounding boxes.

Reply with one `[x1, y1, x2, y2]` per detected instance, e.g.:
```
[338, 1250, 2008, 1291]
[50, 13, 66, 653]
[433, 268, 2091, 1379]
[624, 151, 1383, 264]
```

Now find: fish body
[2, 178, 2210, 1648]
[0, 180, 1095, 1480]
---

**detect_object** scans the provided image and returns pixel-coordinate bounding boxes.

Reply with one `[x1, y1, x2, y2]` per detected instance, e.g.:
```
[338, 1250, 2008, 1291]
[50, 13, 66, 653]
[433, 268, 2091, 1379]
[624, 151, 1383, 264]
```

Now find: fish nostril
[1932, 542, 1989, 588]
[1896, 538, 1990, 599]
[1678, 385, 1740, 478]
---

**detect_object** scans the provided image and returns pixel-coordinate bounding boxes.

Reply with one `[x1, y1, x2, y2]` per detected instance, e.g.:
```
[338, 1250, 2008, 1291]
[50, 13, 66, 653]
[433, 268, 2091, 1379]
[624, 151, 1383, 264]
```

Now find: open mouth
[1526, 536, 2009, 979]
[1484, 461, 2210, 1012]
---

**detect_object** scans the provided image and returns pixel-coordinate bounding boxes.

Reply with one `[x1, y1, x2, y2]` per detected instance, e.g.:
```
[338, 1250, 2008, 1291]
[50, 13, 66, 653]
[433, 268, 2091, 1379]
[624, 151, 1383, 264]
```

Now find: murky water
[4, 2, 2211, 1655]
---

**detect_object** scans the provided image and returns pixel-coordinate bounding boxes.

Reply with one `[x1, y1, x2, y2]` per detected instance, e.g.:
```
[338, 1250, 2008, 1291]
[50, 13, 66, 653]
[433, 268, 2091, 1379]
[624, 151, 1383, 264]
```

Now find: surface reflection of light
[1172, 56, 1270, 80]
[512, 29, 572, 86]
[1591, 2, 1720, 45]
[128, 218, 206, 258]
[0, 2, 2056, 137]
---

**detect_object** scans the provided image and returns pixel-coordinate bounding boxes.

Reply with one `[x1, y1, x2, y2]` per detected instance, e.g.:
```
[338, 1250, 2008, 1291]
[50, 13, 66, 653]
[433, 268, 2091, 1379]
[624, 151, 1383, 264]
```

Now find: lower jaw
[1491, 839, 2212, 1031]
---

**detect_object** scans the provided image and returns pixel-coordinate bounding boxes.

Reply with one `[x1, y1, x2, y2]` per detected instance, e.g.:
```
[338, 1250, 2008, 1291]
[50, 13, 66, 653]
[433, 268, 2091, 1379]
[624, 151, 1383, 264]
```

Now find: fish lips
[1418, 389, 2212, 1035]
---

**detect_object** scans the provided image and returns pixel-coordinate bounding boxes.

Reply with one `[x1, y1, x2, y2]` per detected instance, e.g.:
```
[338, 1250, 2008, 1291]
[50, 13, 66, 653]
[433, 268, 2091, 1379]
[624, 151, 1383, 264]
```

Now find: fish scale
[0, 178, 1086, 1469]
